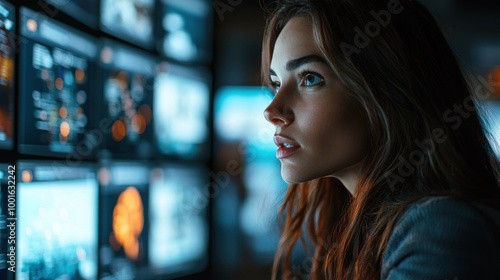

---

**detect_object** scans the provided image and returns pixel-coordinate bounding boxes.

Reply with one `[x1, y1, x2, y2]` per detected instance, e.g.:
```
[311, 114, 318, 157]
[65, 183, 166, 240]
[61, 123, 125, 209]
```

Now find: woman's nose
[263, 93, 294, 126]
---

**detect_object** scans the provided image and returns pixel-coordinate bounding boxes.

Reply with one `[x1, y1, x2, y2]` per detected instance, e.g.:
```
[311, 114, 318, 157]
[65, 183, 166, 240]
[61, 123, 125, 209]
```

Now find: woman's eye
[303, 73, 324, 86]
[270, 81, 281, 94]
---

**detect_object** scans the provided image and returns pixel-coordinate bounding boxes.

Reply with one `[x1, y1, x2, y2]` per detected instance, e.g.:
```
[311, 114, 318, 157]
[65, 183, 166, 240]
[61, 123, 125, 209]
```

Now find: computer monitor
[154, 63, 210, 160]
[483, 100, 500, 157]
[17, 161, 99, 280]
[100, 39, 157, 159]
[159, 0, 212, 63]
[18, 8, 100, 158]
[44, 0, 99, 29]
[0, 1, 15, 150]
[98, 161, 150, 279]
[148, 164, 209, 277]
[101, 0, 155, 49]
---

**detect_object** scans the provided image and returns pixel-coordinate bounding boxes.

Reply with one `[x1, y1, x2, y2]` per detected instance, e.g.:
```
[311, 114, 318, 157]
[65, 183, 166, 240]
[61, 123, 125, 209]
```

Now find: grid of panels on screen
[16, 161, 99, 280]
[8, 1, 213, 279]
[0, 0, 15, 150]
[18, 7, 100, 158]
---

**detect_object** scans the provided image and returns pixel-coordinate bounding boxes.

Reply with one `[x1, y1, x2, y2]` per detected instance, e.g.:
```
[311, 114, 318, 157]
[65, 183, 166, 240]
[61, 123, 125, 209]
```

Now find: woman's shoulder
[381, 195, 500, 279]
[393, 195, 500, 236]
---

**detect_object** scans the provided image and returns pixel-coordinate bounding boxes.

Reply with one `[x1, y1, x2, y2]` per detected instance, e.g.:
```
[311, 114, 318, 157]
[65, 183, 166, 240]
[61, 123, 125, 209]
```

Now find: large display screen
[154, 63, 210, 160]
[98, 161, 150, 279]
[101, 0, 155, 49]
[0, 1, 15, 150]
[148, 164, 209, 277]
[100, 39, 157, 159]
[17, 161, 99, 280]
[159, 0, 212, 63]
[18, 8, 100, 158]
[45, 0, 99, 29]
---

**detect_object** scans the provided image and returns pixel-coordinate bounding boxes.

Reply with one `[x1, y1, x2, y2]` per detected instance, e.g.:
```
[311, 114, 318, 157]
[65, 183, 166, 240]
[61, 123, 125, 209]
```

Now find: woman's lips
[274, 135, 301, 159]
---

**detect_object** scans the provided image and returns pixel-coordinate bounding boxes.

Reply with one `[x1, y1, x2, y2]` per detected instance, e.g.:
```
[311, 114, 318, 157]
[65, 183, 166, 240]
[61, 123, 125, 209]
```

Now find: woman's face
[264, 16, 369, 185]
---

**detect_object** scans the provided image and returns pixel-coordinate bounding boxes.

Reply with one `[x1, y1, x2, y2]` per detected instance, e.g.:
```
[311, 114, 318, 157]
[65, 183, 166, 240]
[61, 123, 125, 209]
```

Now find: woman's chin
[281, 169, 315, 184]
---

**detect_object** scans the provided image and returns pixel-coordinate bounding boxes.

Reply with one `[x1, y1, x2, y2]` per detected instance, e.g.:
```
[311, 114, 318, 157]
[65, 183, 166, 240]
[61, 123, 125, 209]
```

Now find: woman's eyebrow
[269, 54, 328, 75]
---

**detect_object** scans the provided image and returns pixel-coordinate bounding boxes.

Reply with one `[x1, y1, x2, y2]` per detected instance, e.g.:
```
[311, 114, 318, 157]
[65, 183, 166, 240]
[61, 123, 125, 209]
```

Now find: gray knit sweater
[381, 196, 500, 279]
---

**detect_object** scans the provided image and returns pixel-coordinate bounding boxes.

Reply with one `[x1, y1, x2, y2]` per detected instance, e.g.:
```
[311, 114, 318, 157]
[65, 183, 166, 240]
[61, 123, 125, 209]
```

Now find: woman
[261, 0, 500, 279]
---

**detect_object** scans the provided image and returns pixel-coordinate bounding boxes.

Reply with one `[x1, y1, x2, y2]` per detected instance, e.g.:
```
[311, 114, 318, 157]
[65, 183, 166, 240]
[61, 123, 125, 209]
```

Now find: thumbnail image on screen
[154, 63, 210, 159]
[100, 40, 157, 159]
[0, 1, 15, 150]
[19, 8, 100, 158]
[45, 0, 99, 29]
[160, 0, 212, 63]
[17, 162, 98, 280]
[101, 0, 155, 49]
[98, 162, 150, 279]
[148, 165, 208, 276]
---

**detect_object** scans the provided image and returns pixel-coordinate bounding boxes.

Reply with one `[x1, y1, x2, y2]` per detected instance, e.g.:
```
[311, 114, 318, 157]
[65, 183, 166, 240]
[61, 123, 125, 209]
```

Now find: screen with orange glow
[17, 161, 99, 280]
[18, 8, 99, 158]
[0, 1, 14, 150]
[98, 162, 150, 279]
[100, 39, 156, 159]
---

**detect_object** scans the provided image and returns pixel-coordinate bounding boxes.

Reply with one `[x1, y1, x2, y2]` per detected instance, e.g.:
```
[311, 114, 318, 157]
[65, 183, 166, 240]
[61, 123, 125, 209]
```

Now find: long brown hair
[261, 0, 500, 279]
